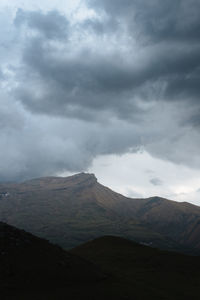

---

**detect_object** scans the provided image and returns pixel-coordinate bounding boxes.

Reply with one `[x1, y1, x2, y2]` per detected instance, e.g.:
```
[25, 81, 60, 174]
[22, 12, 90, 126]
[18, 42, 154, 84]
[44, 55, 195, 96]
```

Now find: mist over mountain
[0, 173, 200, 254]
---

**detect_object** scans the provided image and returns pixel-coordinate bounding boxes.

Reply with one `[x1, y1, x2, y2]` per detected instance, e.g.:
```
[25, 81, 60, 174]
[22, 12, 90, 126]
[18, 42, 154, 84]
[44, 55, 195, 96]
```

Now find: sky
[0, 0, 200, 205]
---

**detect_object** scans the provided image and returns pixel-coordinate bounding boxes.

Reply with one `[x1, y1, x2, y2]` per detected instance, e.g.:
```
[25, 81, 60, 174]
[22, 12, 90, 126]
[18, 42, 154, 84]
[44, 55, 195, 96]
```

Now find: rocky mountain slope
[0, 173, 200, 252]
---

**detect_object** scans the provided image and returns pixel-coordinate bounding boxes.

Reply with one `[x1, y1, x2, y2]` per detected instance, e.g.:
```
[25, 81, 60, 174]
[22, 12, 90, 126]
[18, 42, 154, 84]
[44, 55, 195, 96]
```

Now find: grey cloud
[88, 0, 200, 42]
[150, 178, 163, 186]
[0, 94, 25, 131]
[86, 0, 200, 105]
[14, 9, 69, 40]
[13, 6, 200, 125]
[15, 36, 148, 120]
[0, 4, 200, 182]
[0, 99, 143, 182]
[10, 7, 200, 171]
[187, 112, 200, 127]
[0, 69, 4, 79]
[82, 18, 119, 36]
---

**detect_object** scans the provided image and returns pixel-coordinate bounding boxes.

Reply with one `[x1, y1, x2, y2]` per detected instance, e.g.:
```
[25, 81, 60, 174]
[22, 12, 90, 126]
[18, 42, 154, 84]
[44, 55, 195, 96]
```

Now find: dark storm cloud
[1, 2, 200, 182]
[88, 0, 200, 42]
[14, 9, 69, 40]
[82, 18, 119, 36]
[15, 36, 146, 120]
[13, 10, 148, 120]
[86, 0, 200, 106]
[0, 9, 146, 182]
[14, 2, 200, 125]
[0, 105, 143, 182]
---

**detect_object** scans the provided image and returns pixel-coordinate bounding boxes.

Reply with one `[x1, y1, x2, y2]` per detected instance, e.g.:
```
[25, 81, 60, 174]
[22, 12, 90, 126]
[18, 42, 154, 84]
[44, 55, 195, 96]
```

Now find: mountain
[72, 235, 200, 300]
[0, 173, 200, 253]
[0, 221, 105, 299]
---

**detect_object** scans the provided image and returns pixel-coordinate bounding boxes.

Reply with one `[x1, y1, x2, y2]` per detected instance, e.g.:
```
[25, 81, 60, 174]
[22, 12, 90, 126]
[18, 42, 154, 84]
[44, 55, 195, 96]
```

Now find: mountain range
[0, 172, 200, 253]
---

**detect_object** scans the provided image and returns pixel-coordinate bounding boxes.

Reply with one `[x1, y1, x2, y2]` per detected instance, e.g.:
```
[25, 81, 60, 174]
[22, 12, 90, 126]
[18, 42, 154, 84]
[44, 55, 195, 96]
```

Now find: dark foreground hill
[0, 173, 200, 253]
[0, 221, 106, 300]
[2, 223, 200, 300]
[72, 235, 200, 300]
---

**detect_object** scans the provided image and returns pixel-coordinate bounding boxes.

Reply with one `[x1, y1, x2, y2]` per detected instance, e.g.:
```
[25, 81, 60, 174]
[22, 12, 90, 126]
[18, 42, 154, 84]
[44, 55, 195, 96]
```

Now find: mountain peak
[65, 172, 97, 186]
[18, 172, 97, 189]
[72, 172, 97, 180]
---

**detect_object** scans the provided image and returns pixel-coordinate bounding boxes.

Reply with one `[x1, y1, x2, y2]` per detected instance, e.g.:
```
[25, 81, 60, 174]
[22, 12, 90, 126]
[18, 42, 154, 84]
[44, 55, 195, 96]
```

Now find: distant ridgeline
[0, 173, 200, 254]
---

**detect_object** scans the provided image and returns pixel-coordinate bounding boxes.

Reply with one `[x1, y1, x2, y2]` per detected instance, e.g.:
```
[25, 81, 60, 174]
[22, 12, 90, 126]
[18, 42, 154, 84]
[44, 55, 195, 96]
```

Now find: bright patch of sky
[0, 0, 95, 21]
[88, 152, 200, 206]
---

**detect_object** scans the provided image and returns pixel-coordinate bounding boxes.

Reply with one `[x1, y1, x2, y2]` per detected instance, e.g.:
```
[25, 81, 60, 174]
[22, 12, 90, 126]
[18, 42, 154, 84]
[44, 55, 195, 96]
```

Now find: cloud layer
[0, 1, 200, 181]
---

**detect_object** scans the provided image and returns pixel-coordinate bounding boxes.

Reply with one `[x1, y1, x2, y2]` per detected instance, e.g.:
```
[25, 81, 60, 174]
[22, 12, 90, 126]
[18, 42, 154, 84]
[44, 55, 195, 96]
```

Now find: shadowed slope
[72, 236, 200, 300]
[0, 221, 103, 289]
[0, 221, 108, 300]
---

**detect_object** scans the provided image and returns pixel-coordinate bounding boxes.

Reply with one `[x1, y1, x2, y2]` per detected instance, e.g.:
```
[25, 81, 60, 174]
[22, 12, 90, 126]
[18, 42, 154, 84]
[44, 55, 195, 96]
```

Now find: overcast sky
[0, 0, 200, 205]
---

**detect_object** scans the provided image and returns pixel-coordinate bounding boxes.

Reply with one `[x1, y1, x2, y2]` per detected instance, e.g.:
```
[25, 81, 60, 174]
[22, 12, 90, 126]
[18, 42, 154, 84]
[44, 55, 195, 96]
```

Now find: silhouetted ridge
[71, 235, 200, 299]
[0, 221, 104, 292]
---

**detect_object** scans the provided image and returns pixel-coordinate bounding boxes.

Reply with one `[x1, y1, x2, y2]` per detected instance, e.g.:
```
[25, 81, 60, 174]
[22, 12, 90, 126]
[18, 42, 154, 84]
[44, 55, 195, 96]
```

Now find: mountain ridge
[2, 223, 200, 300]
[71, 235, 200, 300]
[0, 172, 200, 253]
[0, 221, 104, 290]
